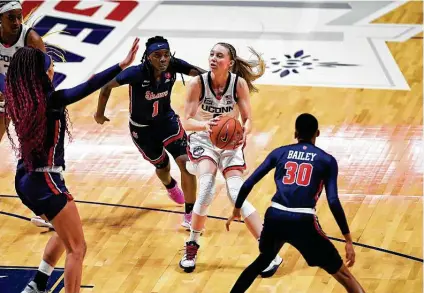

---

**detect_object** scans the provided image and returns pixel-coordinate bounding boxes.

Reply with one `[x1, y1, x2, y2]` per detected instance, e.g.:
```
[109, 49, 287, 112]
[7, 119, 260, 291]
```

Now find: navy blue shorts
[15, 166, 74, 221]
[259, 207, 343, 274]
[129, 114, 187, 169]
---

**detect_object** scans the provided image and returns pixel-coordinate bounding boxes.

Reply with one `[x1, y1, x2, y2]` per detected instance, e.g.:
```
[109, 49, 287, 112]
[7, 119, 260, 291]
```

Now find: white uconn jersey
[195, 71, 240, 122]
[0, 24, 30, 75]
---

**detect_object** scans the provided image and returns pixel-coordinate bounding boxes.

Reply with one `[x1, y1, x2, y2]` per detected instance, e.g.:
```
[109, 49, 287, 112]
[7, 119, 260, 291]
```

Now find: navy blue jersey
[115, 58, 194, 125]
[235, 142, 350, 235]
[22, 64, 123, 170]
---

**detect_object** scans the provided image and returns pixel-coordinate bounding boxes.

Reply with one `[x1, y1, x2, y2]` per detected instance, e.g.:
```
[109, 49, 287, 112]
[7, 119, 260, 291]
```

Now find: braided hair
[140, 36, 184, 84]
[4, 47, 71, 170]
[216, 42, 265, 93]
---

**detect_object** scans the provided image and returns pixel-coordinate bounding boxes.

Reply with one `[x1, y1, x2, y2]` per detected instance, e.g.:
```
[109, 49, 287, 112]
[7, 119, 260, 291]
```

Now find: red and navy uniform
[115, 58, 195, 168]
[15, 64, 123, 221]
[233, 142, 349, 291]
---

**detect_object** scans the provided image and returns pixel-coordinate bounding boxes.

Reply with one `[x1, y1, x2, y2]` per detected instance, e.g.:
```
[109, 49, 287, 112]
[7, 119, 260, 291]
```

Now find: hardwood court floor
[0, 1, 422, 292]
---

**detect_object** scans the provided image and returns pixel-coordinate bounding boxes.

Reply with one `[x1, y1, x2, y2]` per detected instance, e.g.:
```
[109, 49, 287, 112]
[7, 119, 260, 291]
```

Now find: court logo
[267, 50, 359, 78]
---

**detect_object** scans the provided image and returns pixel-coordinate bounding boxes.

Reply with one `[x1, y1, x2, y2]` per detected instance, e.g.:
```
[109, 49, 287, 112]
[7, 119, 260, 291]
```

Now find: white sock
[38, 260, 54, 276]
[189, 228, 201, 243]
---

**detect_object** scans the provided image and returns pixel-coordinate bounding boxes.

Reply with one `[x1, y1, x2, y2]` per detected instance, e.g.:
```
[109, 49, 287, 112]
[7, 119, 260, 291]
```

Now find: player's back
[271, 142, 334, 210]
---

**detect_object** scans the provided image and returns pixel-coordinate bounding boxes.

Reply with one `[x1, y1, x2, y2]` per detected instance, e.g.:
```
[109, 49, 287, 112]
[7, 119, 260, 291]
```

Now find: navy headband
[146, 42, 169, 55]
[43, 52, 51, 72]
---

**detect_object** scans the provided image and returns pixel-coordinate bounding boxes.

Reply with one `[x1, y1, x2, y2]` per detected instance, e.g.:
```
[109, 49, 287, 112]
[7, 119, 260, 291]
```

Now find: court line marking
[0, 194, 422, 263]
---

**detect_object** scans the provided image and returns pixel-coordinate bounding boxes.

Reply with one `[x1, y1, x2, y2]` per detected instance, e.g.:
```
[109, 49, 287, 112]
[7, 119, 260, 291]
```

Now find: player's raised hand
[345, 241, 356, 267]
[119, 38, 140, 69]
[226, 208, 241, 231]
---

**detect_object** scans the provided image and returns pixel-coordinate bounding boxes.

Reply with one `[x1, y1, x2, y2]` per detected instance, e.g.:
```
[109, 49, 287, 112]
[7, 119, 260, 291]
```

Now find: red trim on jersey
[314, 216, 328, 239]
[222, 165, 246, 176]
[63, 191, 74, 201]
[44, 172, 61, 195]
[131, 136, 167, 164]
[163, 118, 185, 147]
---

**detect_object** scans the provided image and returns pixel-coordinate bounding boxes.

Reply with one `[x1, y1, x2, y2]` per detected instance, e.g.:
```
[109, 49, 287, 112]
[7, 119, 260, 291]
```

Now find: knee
[67, 239, 87, 260]
[155, 161, 171, 173]
[175, 156, 189, 174]
[193, 174, 216, 216]
[226, 176, 256, 219]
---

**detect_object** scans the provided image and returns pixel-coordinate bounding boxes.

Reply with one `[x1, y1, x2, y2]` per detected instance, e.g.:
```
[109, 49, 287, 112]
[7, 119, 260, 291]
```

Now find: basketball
[210, 116, 243, 150]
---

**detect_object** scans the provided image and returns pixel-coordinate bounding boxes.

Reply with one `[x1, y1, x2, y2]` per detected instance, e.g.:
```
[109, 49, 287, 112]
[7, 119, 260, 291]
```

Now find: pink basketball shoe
[167, 185, 184, 204]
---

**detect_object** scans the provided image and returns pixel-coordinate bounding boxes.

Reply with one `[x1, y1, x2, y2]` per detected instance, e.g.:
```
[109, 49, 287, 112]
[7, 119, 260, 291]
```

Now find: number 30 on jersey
[283, 161, 313, 186]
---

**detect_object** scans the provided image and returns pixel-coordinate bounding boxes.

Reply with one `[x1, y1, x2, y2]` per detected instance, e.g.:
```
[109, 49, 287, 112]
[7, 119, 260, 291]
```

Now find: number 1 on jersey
[282, 161, 313, 186]
[152, 101, 159, 117]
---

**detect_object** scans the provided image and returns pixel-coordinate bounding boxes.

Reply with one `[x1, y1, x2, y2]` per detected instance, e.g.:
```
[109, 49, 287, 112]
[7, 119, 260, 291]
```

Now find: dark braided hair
[4, 47, 71, 170]
[216, 42, 265, 93]
[140, 36, 184, 84]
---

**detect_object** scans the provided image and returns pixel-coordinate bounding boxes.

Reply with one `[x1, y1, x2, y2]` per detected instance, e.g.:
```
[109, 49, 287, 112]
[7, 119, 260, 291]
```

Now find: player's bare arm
[188, 66, 206, 77]
[26, 29, 46, 52]
[94, 79, 121, 124]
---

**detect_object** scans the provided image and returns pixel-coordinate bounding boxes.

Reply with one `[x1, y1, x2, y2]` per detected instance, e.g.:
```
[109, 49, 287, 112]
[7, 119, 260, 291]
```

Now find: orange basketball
[210, 116, 243, 150]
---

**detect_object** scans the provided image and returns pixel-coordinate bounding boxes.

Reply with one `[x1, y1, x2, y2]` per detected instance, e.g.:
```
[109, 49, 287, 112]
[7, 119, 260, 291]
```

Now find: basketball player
[179, 42, 282, 276]
[95, 36, 205, 227]
[0, 0, 53, 230]
[5, 39, 140, 293]
[227, 113, 366, 293]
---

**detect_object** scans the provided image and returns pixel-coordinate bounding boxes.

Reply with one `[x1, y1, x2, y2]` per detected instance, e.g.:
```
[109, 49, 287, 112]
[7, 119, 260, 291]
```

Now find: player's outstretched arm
[26, 29, 46, 53]
[51, 38, 139, 109]
[227, 149, 279, 230]
[94, 78, 120, 124]
[325, 156, 356, 267]
[172, 57, 206, 77]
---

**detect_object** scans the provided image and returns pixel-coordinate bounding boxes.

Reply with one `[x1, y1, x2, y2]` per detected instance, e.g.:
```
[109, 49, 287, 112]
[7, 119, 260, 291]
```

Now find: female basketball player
[0, 0, 55, 230]
[5, 39, 139, 293]
[179, 42, 282, 275]
[95, 36, 205, 228]
[0, 0, 46, 141]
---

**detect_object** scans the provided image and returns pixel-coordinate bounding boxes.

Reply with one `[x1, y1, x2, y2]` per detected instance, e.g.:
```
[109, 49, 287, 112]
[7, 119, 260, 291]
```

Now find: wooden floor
[0, 2, 422, 292]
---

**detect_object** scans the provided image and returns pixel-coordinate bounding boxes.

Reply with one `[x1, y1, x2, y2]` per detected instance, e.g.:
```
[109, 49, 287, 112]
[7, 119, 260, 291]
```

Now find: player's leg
[221, 150, 282, 277]
[230, 207, 285, 292]
[332, 264, 366, 293]
[163, 116, 197, 227]
[17, 171, 85, 293]
[179, 158, 218, 272]
[129, 124, 183, 204]
[23, 232, 66, 293]
[291, 215, 365, 292]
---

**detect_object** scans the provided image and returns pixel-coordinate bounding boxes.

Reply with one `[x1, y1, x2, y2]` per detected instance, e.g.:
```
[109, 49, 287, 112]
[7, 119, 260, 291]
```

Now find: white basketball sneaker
[31, 216, 54, 229]
[21, 281, 49, 293]
[260, 255, 283, 278]
[179, 241, 200, 273]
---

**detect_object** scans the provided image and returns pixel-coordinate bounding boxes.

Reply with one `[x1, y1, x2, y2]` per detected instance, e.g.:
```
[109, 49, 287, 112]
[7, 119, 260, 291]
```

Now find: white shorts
[187, 131, 246, 176]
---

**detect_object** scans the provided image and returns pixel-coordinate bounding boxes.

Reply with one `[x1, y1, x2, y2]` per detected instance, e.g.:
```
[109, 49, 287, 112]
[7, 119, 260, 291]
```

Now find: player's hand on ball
[119, 37, 140, 69]
[205, 116, 221, 134]
[94, 113, 110, 125]
[226, 208, 241, 231]
[235, 127, 247, 148]
[345, 241, 356, 267]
